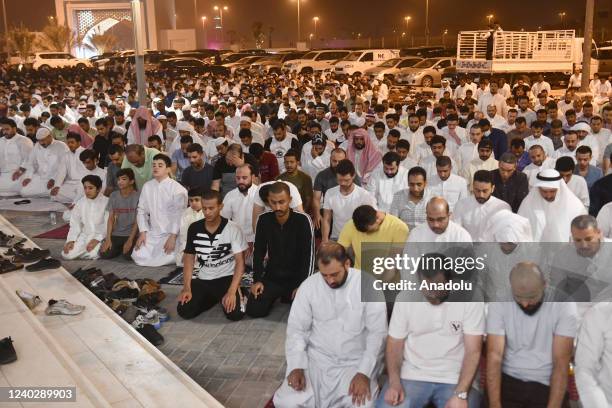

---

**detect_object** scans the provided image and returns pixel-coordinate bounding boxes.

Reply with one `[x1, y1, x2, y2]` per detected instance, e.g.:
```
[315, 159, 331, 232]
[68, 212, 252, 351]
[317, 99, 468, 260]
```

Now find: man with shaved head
[406, 197, 472, 243]
[486, 262, 577, 408]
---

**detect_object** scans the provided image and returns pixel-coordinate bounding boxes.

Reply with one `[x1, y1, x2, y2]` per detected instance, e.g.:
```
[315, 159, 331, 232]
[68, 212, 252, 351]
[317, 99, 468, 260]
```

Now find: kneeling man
[273, 242, 387, 408]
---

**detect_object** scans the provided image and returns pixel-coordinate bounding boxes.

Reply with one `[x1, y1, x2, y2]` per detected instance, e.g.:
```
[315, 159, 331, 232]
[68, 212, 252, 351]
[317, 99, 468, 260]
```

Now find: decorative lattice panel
[75, 9, 132, 36]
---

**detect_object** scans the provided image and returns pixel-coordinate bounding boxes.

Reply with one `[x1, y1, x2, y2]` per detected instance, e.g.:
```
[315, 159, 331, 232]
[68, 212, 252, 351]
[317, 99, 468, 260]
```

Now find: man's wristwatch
[454, 390, 468, 400]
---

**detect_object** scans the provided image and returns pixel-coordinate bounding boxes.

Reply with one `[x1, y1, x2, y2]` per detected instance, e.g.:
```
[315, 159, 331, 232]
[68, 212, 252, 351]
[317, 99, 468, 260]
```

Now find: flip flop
[13, 200, 31, 205]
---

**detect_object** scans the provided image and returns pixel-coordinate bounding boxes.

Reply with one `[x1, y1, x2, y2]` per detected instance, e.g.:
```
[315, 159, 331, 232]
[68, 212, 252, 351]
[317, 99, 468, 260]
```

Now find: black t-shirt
[181, 163, 214, 192]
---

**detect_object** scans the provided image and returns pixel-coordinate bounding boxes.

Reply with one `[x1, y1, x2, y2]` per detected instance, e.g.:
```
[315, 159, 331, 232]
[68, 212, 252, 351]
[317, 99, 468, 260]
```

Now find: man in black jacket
[247, 182, 314, 318]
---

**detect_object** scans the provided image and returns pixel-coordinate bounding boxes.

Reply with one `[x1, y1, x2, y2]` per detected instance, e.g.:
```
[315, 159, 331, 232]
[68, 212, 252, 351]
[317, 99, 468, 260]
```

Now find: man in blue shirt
[574, 145, 603, 190]
[171, 135, 192, 181]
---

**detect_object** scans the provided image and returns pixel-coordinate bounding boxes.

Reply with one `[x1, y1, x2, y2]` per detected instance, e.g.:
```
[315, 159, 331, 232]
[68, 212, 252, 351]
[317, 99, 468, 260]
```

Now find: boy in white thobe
[62, 175, 109, 260]
[175, 189, 204, 267]
[20, 127, 68, 197]
[273, 243, 387, 408]
[0, 118, 33, 196]
[132, 154, 188, 267]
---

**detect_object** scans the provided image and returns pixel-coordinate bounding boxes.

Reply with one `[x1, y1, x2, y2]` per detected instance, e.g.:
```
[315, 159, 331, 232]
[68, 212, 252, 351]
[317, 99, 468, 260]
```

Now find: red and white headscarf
[129, 107, 161, 145]
[66, 124, 94, 149]
[346, 128, 382, 183]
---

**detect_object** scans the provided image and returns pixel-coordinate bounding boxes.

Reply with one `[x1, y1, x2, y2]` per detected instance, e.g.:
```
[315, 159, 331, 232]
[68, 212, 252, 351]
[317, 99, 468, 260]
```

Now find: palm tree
[3, 24, 36, 62]
[36, 16, 77, 52]
[86, 30, 119, 55]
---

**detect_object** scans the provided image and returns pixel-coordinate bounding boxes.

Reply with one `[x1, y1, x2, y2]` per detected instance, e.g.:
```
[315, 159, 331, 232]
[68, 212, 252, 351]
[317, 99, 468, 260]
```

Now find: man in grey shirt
[104, 144, 124, 196]
[486, 262, 577, 408]
[100, 168, 140, 259]
[389, 166, 429, 230]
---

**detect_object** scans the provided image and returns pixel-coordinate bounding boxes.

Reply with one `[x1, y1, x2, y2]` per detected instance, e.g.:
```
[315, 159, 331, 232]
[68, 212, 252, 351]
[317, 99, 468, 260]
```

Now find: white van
[282, 50, 352, 73]
[334, 49, 400, 76]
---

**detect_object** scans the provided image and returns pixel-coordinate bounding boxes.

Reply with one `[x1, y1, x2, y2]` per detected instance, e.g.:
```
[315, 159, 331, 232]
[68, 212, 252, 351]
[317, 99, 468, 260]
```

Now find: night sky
[0, 0, 602, 44]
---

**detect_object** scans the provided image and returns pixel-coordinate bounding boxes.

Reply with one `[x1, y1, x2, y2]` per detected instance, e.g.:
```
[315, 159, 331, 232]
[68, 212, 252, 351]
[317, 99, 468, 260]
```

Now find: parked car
[282, 49, 351, 73]
[159, 58, 229, 76]
[222, 55, 268, 73]
[250, 51, 308, 73]
[396, 57, 457, 87]
[594, 46, 612, 77]
[32, 52, 93, 71]
[362, 56, 423, 80]
[333, 49, 400, 76]
[399, 46, 445, 57]
[177, 49, 222, 64]
[220, 52, 257, 64]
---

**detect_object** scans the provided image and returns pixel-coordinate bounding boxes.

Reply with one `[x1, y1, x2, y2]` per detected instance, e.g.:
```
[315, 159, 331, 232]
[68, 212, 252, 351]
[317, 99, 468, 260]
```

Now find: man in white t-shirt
[378, 253, 485, 407]
[177, 190, 247, 321]
[322, 159, 377, 242]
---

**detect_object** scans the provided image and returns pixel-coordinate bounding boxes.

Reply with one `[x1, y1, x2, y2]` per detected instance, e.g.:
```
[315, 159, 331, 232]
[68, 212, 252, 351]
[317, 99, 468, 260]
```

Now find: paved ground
[1, 209, 288, 408]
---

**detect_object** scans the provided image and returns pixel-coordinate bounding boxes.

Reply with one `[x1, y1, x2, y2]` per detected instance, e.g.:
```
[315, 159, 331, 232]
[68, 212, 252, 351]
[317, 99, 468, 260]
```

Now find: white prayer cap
[112, 125, 126, 135]
[35, 127, 51, 140]
[157, 115, 167, 120]
[152, 97, 162, 103]
[213, 137, 227, 147]
[176, 121, 194, 133]
[570, 122, 591, 133]
[534, 168, 562, 189]
[240, 116, 252, 123]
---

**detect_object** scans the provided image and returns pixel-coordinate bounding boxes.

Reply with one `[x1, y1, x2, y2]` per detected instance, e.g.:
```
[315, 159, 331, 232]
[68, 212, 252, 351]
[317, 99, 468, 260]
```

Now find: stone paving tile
[1, 209, 288, 408]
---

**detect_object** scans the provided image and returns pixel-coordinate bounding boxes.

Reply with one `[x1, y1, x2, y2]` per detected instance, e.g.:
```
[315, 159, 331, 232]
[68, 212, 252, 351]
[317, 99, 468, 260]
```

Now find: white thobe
[63, 194, 109, 260]
[531, 81, 551, 96]
[566, 175, 590, 210]
[302, 151, 330, 182]
[477, 93, 507, 118]
[175, 207, 204, 266]
[51, 147, 86, 204]
[523, 157, 556, 188]
[428, 174, 469, 212]
[419, 154, 459, 180]
[403, 127, 425, 149]
[596, 202, 612, 238]
[407, 220, 472, 243]
[577, 135, 601, 166]
[71, 167, 107, 205]
[365, 166, 409, 212]
[525, 135, 555, 158]
[456, 143, 478, 174]
[273, 269, 387, 408]
[0, 134, 33, 196]
[222, 184, 257, 243]
[462, 156, 499, 189]
[575, 302, 612, 408]
[132, 177, 188, 267]
[452, 196, 510, 241]
[21, 140, 68, 197]
[592, 129, 612, 164]
[225, 114, 241, 135]
[486, 114, 507, 129]
[517, 108, 537, 127]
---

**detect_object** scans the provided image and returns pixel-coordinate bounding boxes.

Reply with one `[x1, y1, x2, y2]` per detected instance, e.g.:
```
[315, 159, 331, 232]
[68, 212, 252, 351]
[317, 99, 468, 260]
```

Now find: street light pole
[297, 0, 301, 44]
[131, 0, 147, 109]
[425, 0, 430, 46]
[581, 0, 594, 92]
[559, 12, 566, 29]
[313, 16, 319, 40]
[1, 0, 9, 59]
[201, 16, 207, 49]
[487, 14, 494, 25]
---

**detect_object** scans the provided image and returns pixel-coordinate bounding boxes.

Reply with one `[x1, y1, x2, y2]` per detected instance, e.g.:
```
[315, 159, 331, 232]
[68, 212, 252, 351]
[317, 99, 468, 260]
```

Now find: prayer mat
[34, 224, 70, 240]
[158, 267, 184, 285]
[0, 198, 66, 212]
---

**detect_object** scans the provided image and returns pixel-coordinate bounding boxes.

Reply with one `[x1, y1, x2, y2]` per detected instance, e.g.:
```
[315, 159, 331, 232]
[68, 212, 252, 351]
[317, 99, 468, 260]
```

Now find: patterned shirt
[389, 189, 430, 231]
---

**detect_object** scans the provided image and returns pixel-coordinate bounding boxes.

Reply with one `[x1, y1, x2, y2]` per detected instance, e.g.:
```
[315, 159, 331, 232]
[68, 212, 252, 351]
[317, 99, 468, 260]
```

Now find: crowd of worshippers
[1, 65, 612, 407]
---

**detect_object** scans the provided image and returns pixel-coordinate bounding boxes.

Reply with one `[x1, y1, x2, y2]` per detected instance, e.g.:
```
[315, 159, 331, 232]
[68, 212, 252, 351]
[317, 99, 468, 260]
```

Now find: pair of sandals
[13, 199, 31, 205]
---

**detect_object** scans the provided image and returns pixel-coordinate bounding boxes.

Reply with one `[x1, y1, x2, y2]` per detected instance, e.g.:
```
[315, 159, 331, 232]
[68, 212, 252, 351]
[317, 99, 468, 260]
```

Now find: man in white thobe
[452, 170, 511, 242]
[523, 145, 556, 188]
[273, 243, 387, 408]
[428, 156, 469, 212]
[0, 118, 33, 196]
[518, 169, 586, 242]
[132, 154, 188, 267]
[62, 175, 109, 260]
[461, 139, 499, 190]
[366, 152, 408, 212]
[555, 156, 590, 210]
[50, 133, 86, 204]
[20, 128, 69, 197]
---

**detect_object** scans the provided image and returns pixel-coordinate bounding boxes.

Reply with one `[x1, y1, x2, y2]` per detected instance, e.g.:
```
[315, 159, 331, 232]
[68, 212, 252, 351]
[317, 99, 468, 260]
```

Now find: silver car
[396, 57, 457, 87]
[363, 56, 423, 81]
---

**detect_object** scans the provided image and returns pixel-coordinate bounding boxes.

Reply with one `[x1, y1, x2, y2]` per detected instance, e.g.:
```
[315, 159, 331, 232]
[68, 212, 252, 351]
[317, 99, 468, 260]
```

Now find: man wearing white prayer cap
[570, 122, 600, 164]
[20, 127, 69, 197]
[518, 168, 587, 242]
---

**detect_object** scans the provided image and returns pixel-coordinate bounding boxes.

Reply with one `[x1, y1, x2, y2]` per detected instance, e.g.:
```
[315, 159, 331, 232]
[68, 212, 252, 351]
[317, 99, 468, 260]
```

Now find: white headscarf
[482, 209, 533, 243]
[518, 169, 587, 242]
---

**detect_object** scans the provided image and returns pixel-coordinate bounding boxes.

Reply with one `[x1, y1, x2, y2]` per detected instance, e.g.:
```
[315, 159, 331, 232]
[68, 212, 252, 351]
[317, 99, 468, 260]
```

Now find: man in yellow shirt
[338, 204, 409, 271]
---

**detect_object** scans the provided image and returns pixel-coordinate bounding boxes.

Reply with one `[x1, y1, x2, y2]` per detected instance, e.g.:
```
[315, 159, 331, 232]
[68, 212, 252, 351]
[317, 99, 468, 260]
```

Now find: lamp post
[486, 14, 494, 25]
[292, 0, 302, 44]
[201, 16, 207, 48]
[404, 16, 411, 46]
[313, 16, 319, 40]
[442, 29, 448, 48]
[425, 0, 430, 46]
[1, 0, 9, 59]
[213, 5, 228, 42]
[559, 12, 566, 29]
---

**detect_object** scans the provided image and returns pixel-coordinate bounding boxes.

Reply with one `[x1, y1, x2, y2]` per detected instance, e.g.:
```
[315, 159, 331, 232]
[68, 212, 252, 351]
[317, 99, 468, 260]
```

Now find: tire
[421, 75, 433, 87]
[300, 67, 313, 74]
[39, 64, 51, 71]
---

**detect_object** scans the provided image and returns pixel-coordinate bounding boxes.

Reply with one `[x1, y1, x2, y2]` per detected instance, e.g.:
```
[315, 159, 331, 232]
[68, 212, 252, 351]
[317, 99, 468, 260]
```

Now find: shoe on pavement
[0, 259, 23, 274]
[135, 324, 164, 347]
[12, 248, 51, 264]
[16, 290, 42, 310]
[45, 299, 85, 316]
[132, 310, 161, 330]
[0, 337, 17, 364]
[25, 258, 61, 272]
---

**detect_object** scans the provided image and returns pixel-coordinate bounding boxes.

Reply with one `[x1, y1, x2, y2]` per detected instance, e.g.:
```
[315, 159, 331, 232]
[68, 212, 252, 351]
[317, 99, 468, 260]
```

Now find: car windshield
[300, 52, 318, 60]
[343, 52, 361, 61]
[223, 54, 246, 63]
[379, 58, 400, 67]
[412, 58, 439, 68]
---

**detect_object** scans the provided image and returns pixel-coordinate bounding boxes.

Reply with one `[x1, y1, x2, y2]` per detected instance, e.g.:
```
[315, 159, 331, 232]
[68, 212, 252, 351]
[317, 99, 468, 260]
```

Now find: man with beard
[428, 156, 468, 212]
[452, 170, 510, 241]
[518, 169, 587, 242]
[390, 166, 430, 230]
[180, 144, 214, 192]
[93, 117, 116, 168]
[247, 182, 314, 318]
[23, 117, 40, 143]
[366, 152, 408, 212]
[553, 131, 581, 163]
[462, 139, 498, 189]
[265, 120, 300, 173]
[403, 114, 424, 148]
[222, 164, 258, 256]
[312, 148, 362, 229]
[273, 243, 387, 408]
[407, 197, 472, 243]
[487, 262, 577, 408]
[277, 149, 313, 214]
[20, 127, 69, 197]
[346, 128, 383, 185]
[121, 144, 161, 190]
[126, 107, 163, 145]
[491, 152, 530, 213]
[555, 157, 589, 210]
[478, 118, 508, 160]
[378, 253, 484, 408]
[523, 145, 556, 188]
[0, 118, 33, 196]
